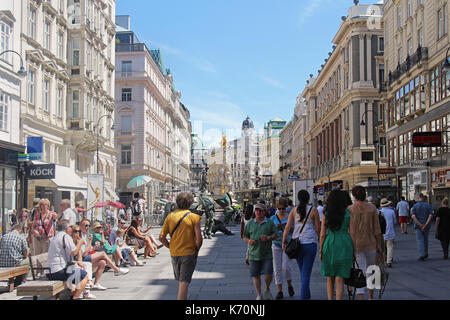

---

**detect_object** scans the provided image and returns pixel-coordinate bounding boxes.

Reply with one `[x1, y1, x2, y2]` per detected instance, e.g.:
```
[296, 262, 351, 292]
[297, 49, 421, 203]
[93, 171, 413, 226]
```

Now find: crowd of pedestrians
[239, 187, 450, 300]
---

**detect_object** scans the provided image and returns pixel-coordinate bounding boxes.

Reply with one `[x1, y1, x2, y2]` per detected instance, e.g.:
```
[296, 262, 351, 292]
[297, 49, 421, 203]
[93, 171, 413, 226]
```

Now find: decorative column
[367, 101, 374, 145]
[359, 34, 365, 82]
[367, 34, 372, 84]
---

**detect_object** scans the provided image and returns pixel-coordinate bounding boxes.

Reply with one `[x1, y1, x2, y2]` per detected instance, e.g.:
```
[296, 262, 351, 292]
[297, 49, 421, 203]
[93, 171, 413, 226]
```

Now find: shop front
[432, 167, 450, 210]
[0, 140, 25, 235]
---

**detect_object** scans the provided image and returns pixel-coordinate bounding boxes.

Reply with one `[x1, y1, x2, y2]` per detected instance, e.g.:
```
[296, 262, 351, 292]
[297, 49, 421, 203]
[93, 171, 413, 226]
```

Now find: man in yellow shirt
[159, 192, 203, 300]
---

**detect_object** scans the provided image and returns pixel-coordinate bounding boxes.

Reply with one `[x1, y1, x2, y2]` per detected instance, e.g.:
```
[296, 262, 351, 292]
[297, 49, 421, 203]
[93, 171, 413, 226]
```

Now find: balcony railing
[116, 43, 148, 53]
[388, 46, 428, 85]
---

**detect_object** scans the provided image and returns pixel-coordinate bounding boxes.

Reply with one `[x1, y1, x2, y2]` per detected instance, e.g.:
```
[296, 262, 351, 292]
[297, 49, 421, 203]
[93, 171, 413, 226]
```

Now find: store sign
[26, 164, 55, 180]
[288, 175, 300, 180]
[378, 168, 396, 175]
[412, 132, 442, 147]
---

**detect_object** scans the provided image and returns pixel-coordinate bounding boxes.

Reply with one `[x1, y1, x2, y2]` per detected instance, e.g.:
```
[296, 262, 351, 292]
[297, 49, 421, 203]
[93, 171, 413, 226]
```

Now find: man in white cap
[380, 198, 396, 267]
[243, 202, 278, 300]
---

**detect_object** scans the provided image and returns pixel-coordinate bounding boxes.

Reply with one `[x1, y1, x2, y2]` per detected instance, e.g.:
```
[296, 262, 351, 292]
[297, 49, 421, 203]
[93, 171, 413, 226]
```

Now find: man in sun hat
[380, 198, 396, 267]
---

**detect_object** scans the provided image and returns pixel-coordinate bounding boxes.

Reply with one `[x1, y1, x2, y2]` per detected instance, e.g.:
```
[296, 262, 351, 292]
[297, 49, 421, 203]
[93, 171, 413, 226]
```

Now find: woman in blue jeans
[283, 190, 320, 300]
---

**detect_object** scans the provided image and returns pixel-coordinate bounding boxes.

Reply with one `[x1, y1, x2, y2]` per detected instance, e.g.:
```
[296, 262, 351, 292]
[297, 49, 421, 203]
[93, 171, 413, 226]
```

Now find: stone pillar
[359, 34, 365, 81]
[367, 101, 374, 145]
[367, 34, 372, 84]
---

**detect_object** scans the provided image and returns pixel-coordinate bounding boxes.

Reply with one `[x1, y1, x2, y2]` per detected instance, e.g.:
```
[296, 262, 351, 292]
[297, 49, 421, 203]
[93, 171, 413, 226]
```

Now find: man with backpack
[130, 193, 146, 220]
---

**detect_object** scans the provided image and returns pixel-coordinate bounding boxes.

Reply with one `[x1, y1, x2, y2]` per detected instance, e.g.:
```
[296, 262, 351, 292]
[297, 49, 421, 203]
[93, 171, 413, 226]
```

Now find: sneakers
[264, 288, 273, 300]
[275, 291, 283, 300]
[157, 243, 164, 249]
[91, 283, 107, 291]
[83, 292, 97, 299]
[418, 257, 425, 261]
[256, 295, 262, 300]
[114, 267, 129, 276]
[288, 286, 295, 297]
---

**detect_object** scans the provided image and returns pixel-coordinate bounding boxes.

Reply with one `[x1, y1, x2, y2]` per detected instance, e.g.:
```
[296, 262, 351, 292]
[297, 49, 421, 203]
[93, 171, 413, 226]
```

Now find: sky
[116, 0, 380, 147]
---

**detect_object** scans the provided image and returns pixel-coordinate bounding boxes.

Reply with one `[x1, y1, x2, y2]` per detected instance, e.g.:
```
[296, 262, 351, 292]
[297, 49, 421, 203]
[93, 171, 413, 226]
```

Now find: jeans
[295, 242, 317, 300]
[415, 226, 430, 258]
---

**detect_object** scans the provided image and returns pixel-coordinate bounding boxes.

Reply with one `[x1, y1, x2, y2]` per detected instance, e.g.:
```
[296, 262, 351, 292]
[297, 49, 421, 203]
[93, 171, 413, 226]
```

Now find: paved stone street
[1, 221, 449, 300]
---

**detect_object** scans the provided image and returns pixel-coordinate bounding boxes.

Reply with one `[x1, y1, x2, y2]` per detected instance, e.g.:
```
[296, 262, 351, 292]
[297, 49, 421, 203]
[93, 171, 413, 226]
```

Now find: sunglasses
[73, 230, 81, 233]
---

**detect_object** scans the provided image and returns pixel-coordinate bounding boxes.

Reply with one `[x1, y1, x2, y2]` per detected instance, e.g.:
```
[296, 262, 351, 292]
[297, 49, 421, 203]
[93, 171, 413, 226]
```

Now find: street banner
[27, 137, 43, 161]
[87, 174, 104, 222]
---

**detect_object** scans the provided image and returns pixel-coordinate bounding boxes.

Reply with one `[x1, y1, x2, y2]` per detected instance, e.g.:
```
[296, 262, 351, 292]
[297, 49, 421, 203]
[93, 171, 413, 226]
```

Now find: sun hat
[92, 222, 102, 229]
[380, 198, 392, 207]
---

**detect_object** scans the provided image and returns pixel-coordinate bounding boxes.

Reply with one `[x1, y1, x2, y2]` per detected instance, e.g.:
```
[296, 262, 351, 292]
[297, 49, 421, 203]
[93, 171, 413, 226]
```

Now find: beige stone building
[382, 0, 450, 206]
[303, 2, 388, 198]
[115, 16, 191, 205]
[19, 0, 117, 210]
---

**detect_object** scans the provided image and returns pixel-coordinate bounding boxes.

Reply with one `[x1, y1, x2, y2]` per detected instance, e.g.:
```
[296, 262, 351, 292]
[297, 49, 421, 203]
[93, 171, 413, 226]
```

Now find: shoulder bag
[169, 211, 191, 238]
[285, 206, 313, 259]
[344, 258, 366, 289]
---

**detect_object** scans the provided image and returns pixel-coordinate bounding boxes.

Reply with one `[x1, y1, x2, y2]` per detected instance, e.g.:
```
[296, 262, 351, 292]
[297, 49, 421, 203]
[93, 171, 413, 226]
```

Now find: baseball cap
[254, 203, 266, 211]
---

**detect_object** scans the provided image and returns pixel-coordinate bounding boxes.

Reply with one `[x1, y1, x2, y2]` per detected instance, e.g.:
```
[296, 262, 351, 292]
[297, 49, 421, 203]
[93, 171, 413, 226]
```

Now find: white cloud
[261, 75, 284, 89]
[298, 0, 325, 25]
[147, 40, 217, 73]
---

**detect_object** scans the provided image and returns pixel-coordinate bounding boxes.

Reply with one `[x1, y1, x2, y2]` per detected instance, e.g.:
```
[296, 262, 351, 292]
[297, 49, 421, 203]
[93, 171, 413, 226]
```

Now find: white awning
[32, 161, 87, 192]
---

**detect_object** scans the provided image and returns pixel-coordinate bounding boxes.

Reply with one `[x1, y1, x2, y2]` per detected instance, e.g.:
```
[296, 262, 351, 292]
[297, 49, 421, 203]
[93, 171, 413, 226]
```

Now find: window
[57, 86, 63, 117]
[86, 41, 91, 72]
[43, 79, 50, 111]
[418, 28, 423, 47]
[397, 6, 402, 29]
[28, 70, 35, 104]
[57, 32, 63, 59]
[85, 93, 90, 120]
[0, 93, 8, 131]
[0, 22, 11, 63]
[121, 60, 132, 73]
[121, 88, 132, 101]
[72, 39, 80, 66]
[120, 115, 131, 132]
[445, 4, 449, 37]
[29, 7, 36, 39]
[121, 145, 131, 164]
[59, 0, 65, 14]
[408, 39, 413, 56]
[44, 21, 51, 50]
[398, 48, 402, 66]
[72, 90, 79, 119]
[379, 37, 384, 52]
[438, 8, 444, 39]
[407, 0, 412, 18]
[417, 0, 423, 7]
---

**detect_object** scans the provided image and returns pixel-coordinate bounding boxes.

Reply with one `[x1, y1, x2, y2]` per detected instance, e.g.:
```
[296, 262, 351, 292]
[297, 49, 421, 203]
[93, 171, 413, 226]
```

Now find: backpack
[131, 199, 142, 216]
[378, 211, 387, 234]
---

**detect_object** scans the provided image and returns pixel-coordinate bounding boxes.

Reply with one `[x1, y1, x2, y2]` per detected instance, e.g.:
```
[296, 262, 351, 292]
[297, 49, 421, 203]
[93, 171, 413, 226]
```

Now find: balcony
[388, 47, 428, 86]
[116, 43, 148, 54]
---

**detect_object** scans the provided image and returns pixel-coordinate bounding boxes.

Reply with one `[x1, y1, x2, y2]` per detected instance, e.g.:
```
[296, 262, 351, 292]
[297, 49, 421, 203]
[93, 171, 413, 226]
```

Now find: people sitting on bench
[109, 219, 127, 246]
[126, 218, 159, 259]
[79, 219, 129, 291]
[70, 225, 96, 299]
[91, 222, 129, 268]
[0, 224, 30, 286]
[115, 229, 143, 266]
[46, 220, 89, 300]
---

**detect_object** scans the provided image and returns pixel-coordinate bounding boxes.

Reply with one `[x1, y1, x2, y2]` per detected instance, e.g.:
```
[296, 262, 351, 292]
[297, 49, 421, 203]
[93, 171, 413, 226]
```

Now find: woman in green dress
[319, 190, 354, 300]
[92, 222, 127, 267]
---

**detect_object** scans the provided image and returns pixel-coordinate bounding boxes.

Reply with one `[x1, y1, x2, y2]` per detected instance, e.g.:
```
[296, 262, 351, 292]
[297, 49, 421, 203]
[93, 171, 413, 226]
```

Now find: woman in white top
[282, 190, 320, 300]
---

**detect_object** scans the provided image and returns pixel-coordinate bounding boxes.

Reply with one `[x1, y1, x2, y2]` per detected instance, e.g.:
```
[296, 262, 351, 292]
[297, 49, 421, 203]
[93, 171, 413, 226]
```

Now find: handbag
[284, 206, 313, 259]
[345, 258, 366, 289]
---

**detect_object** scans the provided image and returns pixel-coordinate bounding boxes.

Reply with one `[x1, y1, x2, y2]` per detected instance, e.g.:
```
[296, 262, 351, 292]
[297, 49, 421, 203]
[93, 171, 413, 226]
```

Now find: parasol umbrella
[108, 201, 126, 209]
[95, 202, 110, 208]
[126, 175, 152, 189]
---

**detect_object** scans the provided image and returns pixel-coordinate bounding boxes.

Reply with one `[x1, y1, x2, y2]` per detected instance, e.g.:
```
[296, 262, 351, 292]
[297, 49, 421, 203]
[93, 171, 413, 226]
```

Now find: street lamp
[317, 145, 331, 194]
[96, 114, 115, 174]
[443, 47, 450, 73]
[360, 109, 381, 197]
[0, 50, 27, 77]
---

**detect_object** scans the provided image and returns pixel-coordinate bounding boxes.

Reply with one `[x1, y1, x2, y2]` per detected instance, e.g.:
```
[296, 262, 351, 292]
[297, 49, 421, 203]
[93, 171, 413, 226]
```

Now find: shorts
[399, 216, 408, 223]
[249, 259, 273, 277]
[171, 254, 198, 283]
[82, 255, 92, 262]
[47, 267, 88, 284]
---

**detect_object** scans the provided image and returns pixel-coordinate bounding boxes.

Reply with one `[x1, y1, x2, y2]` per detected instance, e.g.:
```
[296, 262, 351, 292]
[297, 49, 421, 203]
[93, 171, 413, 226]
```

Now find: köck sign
[26, 164, 56, 180]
